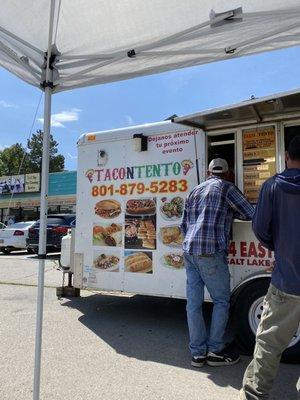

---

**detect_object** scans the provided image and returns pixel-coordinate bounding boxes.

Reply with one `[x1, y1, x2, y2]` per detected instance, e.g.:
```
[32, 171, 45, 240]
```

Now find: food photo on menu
[93, 223, 123, 247]
[124, 250, 153, 273]
[93, 251, 120, 272]
[162, 253, 184, 269]
[126, 198, 156, 215]
[159, 225, 184, 247]
[125, 198, 156, 250]
[94, 199, 122, 219]
[160, 196, 184, 220]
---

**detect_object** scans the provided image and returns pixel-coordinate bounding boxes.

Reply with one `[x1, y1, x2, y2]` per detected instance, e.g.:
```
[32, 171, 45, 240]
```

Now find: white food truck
[61, 89, 300, 362]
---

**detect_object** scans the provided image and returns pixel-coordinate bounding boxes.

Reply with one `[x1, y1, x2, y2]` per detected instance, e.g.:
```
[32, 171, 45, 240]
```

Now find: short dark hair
[288, 135, 300, 161]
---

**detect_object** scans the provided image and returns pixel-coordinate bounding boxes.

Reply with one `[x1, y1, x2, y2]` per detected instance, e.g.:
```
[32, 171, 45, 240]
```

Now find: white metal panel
[75, 122, 204, 298]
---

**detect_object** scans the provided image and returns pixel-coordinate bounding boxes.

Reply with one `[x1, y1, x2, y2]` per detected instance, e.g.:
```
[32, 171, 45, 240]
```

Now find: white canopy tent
[1, 1, 300, 91]
[0, 1, 300, 399]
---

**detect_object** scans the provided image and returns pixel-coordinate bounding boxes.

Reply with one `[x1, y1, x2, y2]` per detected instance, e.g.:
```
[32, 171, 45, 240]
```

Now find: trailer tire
[2, 247, 11, 255]
[234, 279, 300, 364]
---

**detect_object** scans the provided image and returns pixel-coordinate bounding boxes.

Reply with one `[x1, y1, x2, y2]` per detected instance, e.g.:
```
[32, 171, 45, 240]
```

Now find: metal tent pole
[33, 85, 52, 400]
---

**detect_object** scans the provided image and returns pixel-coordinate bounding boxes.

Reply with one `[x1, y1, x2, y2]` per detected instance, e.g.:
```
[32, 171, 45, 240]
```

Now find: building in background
[0, 171, 76, 223]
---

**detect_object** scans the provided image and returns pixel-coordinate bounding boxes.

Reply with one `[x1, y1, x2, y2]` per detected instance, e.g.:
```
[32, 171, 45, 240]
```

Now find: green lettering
[152, 164, 161, 177]
[173, 162, 181, 175]
[134, 165, 144, 178]
[146, 165, 153, 178]
[162, 163, 173, 176]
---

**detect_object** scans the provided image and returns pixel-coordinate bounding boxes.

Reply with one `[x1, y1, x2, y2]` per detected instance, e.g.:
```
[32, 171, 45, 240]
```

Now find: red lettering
[268, 249, 273, 258]
[258, 242, 266, 258]
[240, 242, 247, 257]
[229, 242, 237, 257]
[112, 168, 119, 180]
[119, 167, 125, 179]
[104, 169, 111, 181]
[248, 242, 257, 258]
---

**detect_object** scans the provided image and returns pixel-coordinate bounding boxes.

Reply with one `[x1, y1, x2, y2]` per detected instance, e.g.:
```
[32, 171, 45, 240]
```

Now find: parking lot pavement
[0, 256, 299, 400]
[0, 251, 62, 287]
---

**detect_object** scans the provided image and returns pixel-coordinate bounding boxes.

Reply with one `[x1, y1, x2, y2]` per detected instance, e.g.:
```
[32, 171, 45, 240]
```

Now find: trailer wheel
[1, 247, 11, 255]
[234, 279, 300, 364]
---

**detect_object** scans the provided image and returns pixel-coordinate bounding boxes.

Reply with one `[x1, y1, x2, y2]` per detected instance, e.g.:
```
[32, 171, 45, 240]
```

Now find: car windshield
[8, 222, 34, 229]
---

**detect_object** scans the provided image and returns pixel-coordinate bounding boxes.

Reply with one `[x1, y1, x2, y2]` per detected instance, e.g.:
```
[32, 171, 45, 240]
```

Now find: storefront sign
[0, 173, 40, 194]
[5, 196, 76, 208]
[25, 173, 40, 192]
[0, 174, 25, 194]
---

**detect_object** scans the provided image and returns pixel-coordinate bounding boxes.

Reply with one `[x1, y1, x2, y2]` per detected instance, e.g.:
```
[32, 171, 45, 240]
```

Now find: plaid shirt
[181, 176, 254, 255]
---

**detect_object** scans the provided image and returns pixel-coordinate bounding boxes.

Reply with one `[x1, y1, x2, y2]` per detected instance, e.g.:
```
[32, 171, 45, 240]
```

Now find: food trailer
[61, 89, 300, 362]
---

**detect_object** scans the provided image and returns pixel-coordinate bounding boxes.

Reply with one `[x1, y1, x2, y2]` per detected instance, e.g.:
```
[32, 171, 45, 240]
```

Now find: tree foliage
[0, 130, 65, 176]
[0, 143, 29, 175]
[26, 130, 65, 173]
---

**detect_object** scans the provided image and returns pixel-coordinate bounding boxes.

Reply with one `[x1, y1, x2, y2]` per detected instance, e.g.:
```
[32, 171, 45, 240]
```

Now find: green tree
[27, 130, 65, 173]
[0, 143, 29, 175]
[0, 130, 65, 177]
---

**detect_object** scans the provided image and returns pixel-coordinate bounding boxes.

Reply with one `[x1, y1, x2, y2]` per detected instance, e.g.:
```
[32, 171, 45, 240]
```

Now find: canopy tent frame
[32, 2, 56, 399]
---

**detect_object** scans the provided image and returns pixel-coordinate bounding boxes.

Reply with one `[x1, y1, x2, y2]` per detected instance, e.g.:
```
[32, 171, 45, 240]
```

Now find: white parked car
[0, 221, 36, 254]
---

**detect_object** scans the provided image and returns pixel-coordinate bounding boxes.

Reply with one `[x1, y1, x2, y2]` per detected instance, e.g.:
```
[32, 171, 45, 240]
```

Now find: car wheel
[2, 248, 11, 255]
[27, 248, 35, 254]
[233, 279, 300, 364]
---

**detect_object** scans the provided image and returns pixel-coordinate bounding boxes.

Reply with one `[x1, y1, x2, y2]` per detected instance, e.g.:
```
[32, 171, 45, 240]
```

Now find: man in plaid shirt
[181, 158, 254, 368]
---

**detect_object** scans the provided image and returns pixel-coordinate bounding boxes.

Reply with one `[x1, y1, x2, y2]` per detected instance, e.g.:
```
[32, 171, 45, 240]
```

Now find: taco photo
[162, 253, 184, 269]
[93, 252, 120, 272]
[93, 223, 123, 247]
[160, 196, 184, 220]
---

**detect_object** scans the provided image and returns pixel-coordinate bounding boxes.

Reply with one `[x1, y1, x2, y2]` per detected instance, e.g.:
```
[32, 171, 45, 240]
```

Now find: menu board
[243, 126, 276, 203]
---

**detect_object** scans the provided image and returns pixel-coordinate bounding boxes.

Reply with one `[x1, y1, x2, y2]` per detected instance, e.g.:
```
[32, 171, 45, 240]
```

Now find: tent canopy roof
[1, 0, 300, 93]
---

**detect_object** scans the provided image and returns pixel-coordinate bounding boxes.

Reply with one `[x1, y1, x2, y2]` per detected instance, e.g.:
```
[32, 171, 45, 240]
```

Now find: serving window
[207, 133, 236, 184]
[284, 125, 300, 153]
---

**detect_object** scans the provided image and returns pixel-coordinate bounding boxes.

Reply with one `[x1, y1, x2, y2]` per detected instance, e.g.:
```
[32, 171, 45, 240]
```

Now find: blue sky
[1, 45, 300, 171]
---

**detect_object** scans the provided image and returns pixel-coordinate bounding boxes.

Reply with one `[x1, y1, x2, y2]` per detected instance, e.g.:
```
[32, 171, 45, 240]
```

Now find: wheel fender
[230, 273, 271, 307]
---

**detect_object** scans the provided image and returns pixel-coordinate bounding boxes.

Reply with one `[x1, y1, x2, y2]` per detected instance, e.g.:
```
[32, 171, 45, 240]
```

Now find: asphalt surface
[0, 251, 299, 400]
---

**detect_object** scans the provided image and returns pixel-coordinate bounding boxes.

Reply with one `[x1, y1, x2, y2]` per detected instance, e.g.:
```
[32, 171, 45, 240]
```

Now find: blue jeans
[184, 251, 231, 356]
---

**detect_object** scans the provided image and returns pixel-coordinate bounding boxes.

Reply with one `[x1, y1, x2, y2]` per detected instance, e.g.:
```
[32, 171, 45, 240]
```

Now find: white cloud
[67, 153, 77, 159]
[125, 115, 134, 126]
[0, 100, 17, 108]
[38, 108, 81, 128]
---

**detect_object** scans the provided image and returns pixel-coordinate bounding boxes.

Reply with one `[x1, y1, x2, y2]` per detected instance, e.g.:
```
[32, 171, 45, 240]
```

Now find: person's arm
[180, 196, 189, 236]
[252, 180, 274, 250]
[227, 185, 255, 220]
